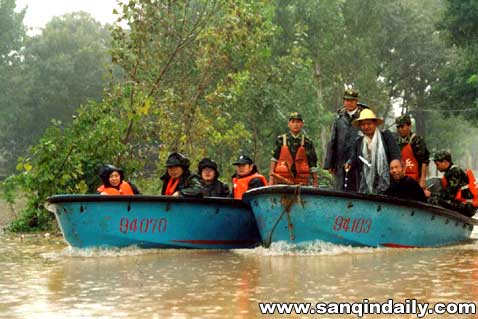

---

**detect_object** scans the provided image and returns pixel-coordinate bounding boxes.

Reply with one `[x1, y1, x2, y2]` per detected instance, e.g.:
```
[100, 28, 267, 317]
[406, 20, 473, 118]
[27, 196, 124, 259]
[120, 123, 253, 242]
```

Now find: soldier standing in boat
[324, 88, 368, 191]
[395, 114, 430, 189]
[433, 150, 477, 217]
[269, 112, 318, 186]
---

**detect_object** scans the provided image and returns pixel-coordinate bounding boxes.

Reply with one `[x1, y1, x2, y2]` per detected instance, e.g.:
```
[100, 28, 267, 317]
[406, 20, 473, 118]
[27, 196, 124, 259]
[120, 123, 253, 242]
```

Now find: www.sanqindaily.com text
[258, 299, 477, 318]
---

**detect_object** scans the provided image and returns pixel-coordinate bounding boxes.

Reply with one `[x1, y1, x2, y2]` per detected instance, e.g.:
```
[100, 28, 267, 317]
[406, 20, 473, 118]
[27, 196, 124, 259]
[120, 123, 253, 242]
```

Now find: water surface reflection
[0, 236, 477, 318]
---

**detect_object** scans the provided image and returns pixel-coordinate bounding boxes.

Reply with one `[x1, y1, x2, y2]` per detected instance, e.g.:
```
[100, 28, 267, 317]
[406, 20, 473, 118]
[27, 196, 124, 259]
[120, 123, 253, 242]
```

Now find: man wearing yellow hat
[324, 88, 368, 191]
[344, 109, 401, 194]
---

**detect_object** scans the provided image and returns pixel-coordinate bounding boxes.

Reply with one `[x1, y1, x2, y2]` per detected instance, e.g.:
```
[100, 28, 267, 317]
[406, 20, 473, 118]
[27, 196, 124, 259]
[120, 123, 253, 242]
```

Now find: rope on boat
[264, 185, 301, 247]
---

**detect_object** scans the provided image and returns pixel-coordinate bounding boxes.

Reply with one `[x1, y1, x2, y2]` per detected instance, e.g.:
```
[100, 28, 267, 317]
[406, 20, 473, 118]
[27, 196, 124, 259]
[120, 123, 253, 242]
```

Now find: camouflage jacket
[271, 132, 318, 173]
[437, 164, 476, 216]
[439, 164, 469, 202]
[396, 133, 430, 166]
[161, 170, 203, 197]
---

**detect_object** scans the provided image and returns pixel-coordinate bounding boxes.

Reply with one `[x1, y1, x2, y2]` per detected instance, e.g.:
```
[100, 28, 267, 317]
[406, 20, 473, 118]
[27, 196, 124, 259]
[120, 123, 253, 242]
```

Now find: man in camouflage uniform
[324, 88, 367, 191]
[269, 112, 318, 186]
[433, 150, 476, 217]
[395, 115, 430, 189]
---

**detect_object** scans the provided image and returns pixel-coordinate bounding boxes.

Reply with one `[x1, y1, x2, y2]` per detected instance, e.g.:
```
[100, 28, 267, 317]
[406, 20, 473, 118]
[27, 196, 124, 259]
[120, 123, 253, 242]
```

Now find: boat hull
[47, 195, 260, 249]
[244, 186, 477, 248]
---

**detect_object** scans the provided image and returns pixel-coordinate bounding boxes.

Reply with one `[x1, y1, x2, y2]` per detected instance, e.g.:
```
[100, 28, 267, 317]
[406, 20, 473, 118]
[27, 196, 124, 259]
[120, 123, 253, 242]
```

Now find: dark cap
[99, 164, 124, 185]
[166, 152, 190, 168]
[433, 150, 452, 162]
[289, 112, 303, 121]
[198, 157, 219, 177]
[395, 114, 412, 126]
[343, 88, 359, 100]
[232, 155, 254, 165]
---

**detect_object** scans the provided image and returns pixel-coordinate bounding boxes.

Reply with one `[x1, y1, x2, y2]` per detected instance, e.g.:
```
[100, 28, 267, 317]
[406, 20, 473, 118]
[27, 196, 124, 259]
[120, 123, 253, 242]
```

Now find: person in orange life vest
[269, 112, 318, 186]
[160, 152, 203, 197]
[97, 164, 140, 195]
[433, 150, 477, 217]
[395, 114, 430, 189]
[232, 155, 267, 200]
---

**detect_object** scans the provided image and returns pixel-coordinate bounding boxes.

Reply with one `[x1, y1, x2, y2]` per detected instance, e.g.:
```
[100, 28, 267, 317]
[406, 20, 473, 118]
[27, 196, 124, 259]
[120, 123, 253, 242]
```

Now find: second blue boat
[244, 185, 477, 248]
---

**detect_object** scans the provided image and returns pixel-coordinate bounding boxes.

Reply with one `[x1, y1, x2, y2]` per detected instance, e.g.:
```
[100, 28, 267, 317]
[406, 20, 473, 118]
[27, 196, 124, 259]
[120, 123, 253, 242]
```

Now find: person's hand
[424, 189, 431, 198]
[419, 178, 427, 189]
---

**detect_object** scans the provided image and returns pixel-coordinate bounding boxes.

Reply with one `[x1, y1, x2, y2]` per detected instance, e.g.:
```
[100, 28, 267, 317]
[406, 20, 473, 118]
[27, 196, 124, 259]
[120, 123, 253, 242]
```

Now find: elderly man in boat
[384, 159, 427, 202]
[344, 109, 401, 194]
[433, 150, 477, 217]
[160, 152, 203, 197]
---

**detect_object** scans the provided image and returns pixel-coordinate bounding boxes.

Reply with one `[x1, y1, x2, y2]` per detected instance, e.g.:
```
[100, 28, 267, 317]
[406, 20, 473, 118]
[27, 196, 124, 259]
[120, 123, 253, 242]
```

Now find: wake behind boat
[46, 195, 260, 249]
[244, 185, 478, 248]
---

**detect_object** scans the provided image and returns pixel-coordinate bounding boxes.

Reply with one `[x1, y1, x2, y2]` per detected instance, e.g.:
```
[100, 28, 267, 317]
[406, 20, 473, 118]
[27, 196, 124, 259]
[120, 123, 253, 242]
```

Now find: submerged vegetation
[1, 0, 477, 231]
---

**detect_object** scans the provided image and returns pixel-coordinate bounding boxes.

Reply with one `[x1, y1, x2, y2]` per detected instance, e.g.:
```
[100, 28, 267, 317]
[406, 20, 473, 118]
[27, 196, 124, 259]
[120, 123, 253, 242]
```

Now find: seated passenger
[160, 152, 203, 197]
[384, 159, 426, 202]
[198, 158, 230, 197]
[97, 164, 140, 195]
[433, 150, 477, 217]
[232, 155, 267, 199]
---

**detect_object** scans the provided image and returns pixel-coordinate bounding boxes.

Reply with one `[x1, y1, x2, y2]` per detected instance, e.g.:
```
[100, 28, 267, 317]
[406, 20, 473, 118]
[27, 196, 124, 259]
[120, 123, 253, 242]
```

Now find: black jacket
[348, 129, 401, 172]
[201, 179, 230, 198]
[384, 176, 426, 202]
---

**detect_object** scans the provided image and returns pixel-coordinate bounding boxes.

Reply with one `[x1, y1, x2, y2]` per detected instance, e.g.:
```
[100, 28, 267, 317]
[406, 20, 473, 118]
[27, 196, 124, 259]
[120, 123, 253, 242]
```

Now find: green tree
[0, 12, 111, 173]
[0, 0, 26, 176]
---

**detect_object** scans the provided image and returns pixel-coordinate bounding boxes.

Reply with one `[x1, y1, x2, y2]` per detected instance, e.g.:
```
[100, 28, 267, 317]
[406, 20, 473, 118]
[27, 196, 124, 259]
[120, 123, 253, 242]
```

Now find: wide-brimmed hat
[351, 109, 384, 127]
[232, 155, 254, 165]
[166, 152, 190, 168]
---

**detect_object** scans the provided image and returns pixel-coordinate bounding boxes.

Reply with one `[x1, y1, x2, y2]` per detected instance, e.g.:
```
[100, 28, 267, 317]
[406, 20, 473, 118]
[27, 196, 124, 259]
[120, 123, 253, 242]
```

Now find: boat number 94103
[333, 216, 371, 233]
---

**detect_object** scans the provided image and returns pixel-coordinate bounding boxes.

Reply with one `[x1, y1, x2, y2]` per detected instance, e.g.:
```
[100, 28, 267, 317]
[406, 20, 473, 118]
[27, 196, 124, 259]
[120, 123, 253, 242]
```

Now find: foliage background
[1, 0, 477, 231]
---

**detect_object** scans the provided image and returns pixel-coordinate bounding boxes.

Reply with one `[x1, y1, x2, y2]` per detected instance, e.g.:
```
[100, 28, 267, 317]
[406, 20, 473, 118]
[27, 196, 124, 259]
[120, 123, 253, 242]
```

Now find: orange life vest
[165, 178, 180, 196]
[441, 166, 478, 208]
[233, 173, 268, 199]
[274, 134, 310, 185]
[401, 134, 419, 181]
[97, 181, 135, 195]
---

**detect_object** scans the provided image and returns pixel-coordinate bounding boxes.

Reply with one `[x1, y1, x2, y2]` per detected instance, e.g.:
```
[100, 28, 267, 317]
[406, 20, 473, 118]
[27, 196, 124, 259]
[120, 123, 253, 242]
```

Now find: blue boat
[244, 185, 478, 248]
[46, 195, 261, 249]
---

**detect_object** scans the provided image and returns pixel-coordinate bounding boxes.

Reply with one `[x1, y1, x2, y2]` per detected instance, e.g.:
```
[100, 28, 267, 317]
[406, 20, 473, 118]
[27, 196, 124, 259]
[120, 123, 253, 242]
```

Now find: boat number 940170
[333, 216, 371, 233]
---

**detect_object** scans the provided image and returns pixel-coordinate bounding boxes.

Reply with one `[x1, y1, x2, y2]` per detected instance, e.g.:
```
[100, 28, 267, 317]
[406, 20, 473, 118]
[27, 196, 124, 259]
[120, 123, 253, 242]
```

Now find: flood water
[1, 232, 477, 319]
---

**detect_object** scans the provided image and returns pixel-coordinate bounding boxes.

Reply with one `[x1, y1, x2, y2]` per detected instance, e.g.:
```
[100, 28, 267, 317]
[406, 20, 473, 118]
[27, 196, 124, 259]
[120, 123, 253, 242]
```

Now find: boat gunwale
[46, 194, 249, 209]
[244, 185, 478, 226]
